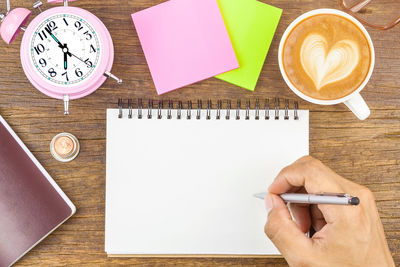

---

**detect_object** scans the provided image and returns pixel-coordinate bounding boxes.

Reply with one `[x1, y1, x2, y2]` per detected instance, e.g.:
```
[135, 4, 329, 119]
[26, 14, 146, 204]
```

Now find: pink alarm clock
[0, 0, 122, 114]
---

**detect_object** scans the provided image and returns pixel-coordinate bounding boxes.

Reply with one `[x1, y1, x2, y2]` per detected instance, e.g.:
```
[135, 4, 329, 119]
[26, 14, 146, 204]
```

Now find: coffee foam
[300, 34, 359, 90]
[282, 14, 371, 101]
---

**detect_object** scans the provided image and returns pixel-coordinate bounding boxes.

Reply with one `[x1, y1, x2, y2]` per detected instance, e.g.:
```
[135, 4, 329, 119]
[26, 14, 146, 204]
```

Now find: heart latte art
[282, 14, 371, 100]
[300, 34, 359, 90]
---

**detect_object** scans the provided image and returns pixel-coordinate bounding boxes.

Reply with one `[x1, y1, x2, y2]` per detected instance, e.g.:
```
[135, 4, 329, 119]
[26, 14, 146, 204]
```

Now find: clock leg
[63, 94, 70, 115]
[104, 71, 123, 84]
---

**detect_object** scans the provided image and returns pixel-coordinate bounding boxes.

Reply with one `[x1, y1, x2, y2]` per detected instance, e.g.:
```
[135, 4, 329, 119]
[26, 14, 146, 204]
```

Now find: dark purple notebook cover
[0, 116, 75, 267]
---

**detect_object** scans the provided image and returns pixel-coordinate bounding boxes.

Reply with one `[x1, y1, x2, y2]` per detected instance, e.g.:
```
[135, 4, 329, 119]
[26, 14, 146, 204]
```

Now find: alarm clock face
[20, 6, 114, 100]
[30, 13, 101, 86]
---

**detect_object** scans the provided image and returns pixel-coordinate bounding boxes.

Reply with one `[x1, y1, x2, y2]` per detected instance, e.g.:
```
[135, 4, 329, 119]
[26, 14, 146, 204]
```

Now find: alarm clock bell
[0, 0, 122, 115]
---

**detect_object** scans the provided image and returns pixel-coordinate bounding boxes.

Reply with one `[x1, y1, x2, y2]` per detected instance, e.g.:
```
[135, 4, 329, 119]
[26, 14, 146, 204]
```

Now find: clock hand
[64, 48, 68, 70]
[61, 43, 91, 68]
[66, 46, 122, 83]
[68, 51, 93, 68]
[45, 28, 65, 50]
[66, 49, 122, 83]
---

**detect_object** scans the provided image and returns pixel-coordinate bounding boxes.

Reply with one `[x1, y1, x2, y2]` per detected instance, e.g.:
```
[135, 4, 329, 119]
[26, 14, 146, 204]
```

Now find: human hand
[264, 156, 394, 267]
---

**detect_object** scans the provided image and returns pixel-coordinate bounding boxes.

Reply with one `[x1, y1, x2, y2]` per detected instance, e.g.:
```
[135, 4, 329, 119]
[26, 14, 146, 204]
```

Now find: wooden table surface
[0, 0, 399, 266]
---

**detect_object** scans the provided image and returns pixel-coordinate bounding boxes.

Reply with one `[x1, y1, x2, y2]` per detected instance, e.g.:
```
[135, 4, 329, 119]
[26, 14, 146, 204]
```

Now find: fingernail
[265, 194, 274, 215]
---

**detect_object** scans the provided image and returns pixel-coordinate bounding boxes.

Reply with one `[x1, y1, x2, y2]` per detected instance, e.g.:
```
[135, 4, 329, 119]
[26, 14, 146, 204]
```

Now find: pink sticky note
[132, 0, 239, 95]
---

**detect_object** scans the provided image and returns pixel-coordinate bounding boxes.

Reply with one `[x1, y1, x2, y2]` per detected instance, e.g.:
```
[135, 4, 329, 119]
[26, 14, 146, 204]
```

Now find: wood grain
[0, 0, 399, 266]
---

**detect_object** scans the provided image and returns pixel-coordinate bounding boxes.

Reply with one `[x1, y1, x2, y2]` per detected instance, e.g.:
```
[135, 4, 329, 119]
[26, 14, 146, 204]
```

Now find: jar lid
[50, 133, 80, 162]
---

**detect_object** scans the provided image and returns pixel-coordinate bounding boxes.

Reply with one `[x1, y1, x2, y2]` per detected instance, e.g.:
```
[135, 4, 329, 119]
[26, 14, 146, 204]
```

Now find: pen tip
[254, 192, 266, 200]
[350, 197, 360, 206]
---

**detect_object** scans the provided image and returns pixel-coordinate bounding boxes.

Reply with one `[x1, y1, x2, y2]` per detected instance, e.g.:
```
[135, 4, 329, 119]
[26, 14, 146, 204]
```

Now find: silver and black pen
[254, 192, 360, 206]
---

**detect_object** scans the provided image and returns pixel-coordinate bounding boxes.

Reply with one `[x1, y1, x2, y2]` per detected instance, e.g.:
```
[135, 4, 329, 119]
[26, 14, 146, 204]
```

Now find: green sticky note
[215, 0, 282, 91]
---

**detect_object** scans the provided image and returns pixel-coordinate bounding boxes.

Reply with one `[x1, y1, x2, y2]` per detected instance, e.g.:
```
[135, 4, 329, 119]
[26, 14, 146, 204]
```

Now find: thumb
[264, 194, 312, 258]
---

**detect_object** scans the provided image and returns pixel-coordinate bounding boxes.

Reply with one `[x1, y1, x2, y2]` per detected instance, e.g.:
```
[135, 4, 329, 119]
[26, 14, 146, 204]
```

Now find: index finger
[268, 156, 350, 223]
[269, 156, 345, 195]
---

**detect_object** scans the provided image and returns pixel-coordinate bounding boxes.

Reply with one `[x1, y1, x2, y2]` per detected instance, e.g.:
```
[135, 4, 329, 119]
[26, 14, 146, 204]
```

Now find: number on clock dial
[34, 44, 45, 55]
[31, 14, 101, 86]
[38, 21, 58, 41]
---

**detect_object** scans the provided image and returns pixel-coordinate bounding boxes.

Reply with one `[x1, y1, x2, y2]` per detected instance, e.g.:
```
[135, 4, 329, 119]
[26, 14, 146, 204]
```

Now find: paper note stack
[132, 0, 282, 94]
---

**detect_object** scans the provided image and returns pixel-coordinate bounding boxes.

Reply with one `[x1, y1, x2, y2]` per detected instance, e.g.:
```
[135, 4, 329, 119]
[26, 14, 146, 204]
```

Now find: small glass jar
[50, 133, 80, 162]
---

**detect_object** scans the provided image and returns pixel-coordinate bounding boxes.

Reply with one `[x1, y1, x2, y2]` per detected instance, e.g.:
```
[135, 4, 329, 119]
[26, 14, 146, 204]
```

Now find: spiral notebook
[106, 99, 309, 257]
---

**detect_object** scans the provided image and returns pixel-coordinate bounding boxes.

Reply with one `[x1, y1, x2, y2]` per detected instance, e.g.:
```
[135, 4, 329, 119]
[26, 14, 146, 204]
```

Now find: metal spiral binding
[236, 100, 241, 120]
[255, 99, 260, 120]
[187, 101, 192, 120]
[157, 101, 162, 119]
[246, 100, 250, 120]
[265, 99, 270, 120]
[177, 101, 182, 120]
[138, 98, 143, 119]
[117, 99, 300, 120]
[206, 100, 212, 120]
[226, 100, 231, 120]
[197, 100, 202, 120]
[148, 99, 153, 119]
[118, 98, 123, 118]
[274, 98, 280, 120]
[168, 100, 173, 120]
[284, 99, 289, 120]
[158, 100, 163, 119]
[128, 99, 133, 119]
[216, 100, 222, 120]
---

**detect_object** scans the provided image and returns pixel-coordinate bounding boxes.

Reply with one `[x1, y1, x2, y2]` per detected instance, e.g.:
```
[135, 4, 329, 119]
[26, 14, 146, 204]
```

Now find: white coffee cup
[278, 9, 375, 120]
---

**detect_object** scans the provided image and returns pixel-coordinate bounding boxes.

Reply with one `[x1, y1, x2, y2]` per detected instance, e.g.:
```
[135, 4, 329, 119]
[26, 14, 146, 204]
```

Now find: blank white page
[106, 108, 309, 256]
